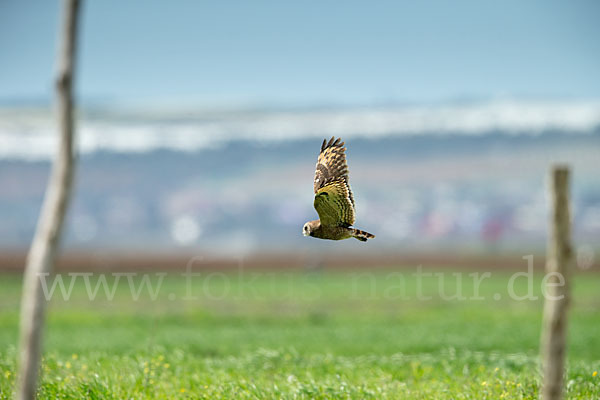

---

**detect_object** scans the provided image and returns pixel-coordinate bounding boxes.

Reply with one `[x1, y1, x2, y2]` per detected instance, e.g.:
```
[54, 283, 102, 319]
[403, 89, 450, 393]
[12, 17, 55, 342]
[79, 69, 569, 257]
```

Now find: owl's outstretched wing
[313, 137, 355, 207]
[314, 180, 355, 227]
[312, 137, 355, 227]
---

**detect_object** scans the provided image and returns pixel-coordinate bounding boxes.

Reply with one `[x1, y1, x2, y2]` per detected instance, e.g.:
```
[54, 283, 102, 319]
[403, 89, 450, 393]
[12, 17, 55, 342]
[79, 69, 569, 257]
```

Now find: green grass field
[0, 268, 599, 399]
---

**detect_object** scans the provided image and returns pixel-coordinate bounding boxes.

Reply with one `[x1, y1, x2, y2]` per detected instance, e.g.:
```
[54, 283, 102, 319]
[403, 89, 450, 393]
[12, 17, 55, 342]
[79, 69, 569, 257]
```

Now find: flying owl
[302, 137, 375, 242]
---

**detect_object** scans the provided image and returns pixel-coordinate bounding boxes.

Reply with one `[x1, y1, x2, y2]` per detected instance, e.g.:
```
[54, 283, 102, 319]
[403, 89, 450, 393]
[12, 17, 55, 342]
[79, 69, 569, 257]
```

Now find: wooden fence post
[16, 1, 81, 399]
[540, 165, 572, 400]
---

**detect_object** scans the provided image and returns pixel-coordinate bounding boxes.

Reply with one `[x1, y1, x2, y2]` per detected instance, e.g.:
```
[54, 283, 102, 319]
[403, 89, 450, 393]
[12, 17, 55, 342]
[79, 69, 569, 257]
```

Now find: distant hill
[1, 108, 598, 256]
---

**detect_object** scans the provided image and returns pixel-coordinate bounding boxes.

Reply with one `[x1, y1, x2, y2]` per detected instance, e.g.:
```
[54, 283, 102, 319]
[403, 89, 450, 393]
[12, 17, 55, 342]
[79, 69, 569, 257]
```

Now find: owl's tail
[352, 228, 375, 242]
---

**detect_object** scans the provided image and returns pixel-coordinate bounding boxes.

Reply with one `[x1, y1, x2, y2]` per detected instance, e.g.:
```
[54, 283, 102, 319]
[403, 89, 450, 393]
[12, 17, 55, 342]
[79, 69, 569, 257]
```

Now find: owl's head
[302, 220, 320, 237]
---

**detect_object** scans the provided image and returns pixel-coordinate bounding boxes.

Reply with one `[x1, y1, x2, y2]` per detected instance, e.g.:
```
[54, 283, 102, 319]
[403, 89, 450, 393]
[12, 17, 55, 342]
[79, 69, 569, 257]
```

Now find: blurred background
[1, 2, 600, 397]
[1, 0, 599, 265]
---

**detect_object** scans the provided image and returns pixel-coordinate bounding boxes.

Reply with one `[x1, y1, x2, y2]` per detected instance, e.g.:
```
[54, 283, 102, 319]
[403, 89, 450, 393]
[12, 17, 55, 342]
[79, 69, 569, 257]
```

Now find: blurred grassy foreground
[0, 268, 599, 399]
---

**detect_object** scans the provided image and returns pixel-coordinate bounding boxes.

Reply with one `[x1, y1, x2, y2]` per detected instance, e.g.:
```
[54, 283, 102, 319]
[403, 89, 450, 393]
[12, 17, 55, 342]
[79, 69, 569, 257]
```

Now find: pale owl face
[303, 220, 320, 237]
[302, 223, 311, 237]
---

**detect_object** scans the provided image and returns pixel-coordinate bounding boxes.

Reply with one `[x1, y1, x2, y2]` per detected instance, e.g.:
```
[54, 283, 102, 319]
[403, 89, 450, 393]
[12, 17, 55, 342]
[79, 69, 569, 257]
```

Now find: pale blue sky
[1, 0, 599, 106]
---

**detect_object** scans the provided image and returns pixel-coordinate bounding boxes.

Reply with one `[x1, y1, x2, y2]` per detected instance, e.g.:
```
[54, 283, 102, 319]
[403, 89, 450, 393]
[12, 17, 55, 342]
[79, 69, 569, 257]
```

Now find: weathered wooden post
[540, 165, 573, 400]
[16, 0, 81, 398]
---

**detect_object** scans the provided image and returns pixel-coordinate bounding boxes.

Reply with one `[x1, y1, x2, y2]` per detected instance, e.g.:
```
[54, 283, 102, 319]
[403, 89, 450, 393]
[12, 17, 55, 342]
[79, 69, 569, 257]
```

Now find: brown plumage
[303, 137, 375, 242]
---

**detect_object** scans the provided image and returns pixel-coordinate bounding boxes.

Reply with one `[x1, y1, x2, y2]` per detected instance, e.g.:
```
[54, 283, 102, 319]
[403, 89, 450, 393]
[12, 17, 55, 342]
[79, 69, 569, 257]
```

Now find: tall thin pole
[16, 0, 81, 398]
[540, 166, 572, 400]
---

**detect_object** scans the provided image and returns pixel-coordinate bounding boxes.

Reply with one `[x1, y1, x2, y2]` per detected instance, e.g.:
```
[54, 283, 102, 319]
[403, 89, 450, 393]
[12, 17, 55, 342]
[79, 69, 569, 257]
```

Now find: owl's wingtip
[321, 136, 345, 152]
